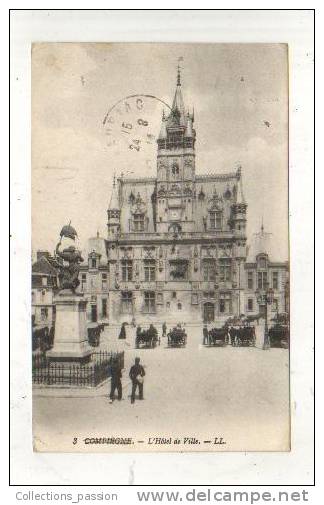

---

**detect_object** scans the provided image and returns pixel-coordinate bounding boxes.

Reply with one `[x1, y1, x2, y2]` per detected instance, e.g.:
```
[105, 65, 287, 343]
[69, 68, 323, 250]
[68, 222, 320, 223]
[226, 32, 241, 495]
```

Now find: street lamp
[256, 282, 274, 350]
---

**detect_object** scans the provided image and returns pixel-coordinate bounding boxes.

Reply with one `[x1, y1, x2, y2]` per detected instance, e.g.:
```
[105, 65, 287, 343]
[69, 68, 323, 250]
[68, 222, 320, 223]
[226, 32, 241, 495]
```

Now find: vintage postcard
[31, 42, 289, 452]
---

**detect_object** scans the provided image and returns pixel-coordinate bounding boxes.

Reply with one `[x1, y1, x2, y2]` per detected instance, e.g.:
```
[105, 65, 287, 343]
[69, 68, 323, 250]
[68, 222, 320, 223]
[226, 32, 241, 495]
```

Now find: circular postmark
[102, 94, 171, 175]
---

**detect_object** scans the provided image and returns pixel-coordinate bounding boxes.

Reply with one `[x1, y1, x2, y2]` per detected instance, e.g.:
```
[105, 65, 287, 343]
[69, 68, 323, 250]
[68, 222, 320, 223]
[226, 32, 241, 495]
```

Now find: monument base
[47, 290, 92, 364]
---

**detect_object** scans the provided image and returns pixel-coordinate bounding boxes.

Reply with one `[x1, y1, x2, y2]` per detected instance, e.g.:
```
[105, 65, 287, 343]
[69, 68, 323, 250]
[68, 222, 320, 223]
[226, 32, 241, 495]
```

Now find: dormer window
[88, 251, 100, 269]
[209, 210, 222, 230]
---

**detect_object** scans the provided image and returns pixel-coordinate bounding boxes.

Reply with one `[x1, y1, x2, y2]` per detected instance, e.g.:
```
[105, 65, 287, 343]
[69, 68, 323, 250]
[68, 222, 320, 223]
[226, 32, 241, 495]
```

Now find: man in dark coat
[162, 322, 167, 338]
[129, 357, 145, 404]
[109, 358, 122, 403]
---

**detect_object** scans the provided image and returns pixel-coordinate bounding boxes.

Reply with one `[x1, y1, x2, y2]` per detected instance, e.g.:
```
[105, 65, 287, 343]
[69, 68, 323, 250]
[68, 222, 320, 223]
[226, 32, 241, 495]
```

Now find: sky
[32, 43, 288, 260]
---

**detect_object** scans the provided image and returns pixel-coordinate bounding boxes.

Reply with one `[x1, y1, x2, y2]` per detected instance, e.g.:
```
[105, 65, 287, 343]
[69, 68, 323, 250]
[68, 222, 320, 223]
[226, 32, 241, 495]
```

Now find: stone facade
[244, 226, 289, 319]
[78, 235, 109, 324]
[105, 71, 247, 326]
[32, 252, 58, 329]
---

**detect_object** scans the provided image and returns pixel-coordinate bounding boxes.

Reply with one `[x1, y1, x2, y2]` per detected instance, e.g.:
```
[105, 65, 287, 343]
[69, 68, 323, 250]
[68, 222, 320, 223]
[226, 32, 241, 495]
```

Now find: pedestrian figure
[203, 324, 209, 345]
[162, 322, 167, 338]
[129, 357, 145, 404]
[109, 357, 122, 403]
[119, 322, 126, 339]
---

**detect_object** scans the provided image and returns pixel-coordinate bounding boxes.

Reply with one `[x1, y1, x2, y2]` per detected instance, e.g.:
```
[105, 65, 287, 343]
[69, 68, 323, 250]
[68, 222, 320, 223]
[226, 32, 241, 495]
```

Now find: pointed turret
[230, 166, 247, 234]
[158, 112, 167, 140]
[235, 167, 246, 205]
[167, 66, 186, 127]
[185, 111, 193, 137]
[108, 175, 119, 211]
[107, 175, 121, 238]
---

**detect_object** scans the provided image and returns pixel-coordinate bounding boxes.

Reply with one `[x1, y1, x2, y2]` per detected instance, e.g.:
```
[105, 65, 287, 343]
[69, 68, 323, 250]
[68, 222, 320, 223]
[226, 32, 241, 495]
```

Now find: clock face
[102, 94, 171, 178]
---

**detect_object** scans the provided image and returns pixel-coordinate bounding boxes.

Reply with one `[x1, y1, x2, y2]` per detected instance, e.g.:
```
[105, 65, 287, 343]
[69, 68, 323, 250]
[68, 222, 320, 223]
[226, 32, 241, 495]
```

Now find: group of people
[109, 356, 146, 404]
[119, 321, 169, 340]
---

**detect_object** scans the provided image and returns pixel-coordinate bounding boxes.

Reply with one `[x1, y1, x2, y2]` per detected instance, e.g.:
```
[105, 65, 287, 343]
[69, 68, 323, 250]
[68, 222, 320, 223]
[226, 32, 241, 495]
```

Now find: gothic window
[272, 271, 278, 290]
[219, 292, 232, 314]
[258, 271, 268, 289]
[144, 291, 156, 313]
[209, 210, 222, 230]
[81, 273, 87, 291]
[121, 260, 133, 282]
[247, 271, 254, 289]
[133, 213, 145, 232]
[101, 273, 107, 290]
[224, 188, 232, 199]
[157, 293, 163, 304]
[144, 260, 156, 282]
[129, 192, 135, 204]
[169, 223, 182, 235]
[177, 302, 182, 310]
[40, 307, 48, 321]
[198, 187, 205, 200]
[168, 133, 183, 149]
[121, 291, 133, 314]
[169, 260, 188, 280]
[202, 259, 217, 282]
[257, 255, 267, 269]
[219, 258, 232, 282]
[171, 162, 180, 176]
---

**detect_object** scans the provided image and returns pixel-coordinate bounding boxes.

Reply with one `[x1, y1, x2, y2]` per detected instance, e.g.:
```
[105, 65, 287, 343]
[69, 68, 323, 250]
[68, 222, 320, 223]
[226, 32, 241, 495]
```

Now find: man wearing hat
[109, 357, 123, 403]
[129, 357, 145, 404]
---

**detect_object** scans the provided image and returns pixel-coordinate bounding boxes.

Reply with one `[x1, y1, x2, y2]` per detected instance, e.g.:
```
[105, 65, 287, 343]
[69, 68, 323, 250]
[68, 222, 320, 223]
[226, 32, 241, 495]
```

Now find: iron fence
[32, 350, 124, 387]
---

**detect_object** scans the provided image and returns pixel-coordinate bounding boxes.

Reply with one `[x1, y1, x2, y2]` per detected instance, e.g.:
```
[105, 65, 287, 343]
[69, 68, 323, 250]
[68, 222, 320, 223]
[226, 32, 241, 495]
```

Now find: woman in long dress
[118, 322, 126, 339]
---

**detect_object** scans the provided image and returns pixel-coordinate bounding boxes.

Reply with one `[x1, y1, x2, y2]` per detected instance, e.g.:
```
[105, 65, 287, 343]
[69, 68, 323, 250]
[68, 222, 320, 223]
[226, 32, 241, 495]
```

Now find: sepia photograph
[31, 42, 290, 453]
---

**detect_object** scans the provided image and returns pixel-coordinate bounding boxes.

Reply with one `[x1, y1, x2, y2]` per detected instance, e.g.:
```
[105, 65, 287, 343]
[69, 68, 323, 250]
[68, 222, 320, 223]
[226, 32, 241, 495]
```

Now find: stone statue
[55, 223, 84, 292]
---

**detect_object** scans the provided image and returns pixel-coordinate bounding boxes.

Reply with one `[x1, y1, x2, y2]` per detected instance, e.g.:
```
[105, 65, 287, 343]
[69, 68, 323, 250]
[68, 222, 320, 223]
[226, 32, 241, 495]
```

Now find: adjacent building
[244, 225, 289, 319]
[31, 251, 58, 329]
[78, 234, 109, 324]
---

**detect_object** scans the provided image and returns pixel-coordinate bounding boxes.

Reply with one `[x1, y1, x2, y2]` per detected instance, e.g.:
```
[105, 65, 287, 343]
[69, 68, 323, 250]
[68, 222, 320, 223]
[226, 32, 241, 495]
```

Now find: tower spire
[177, 56, 183, 86]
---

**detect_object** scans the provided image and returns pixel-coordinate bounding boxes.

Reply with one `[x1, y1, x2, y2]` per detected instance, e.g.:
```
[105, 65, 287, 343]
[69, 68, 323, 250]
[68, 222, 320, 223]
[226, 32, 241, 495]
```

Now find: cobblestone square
[33, 326, 289, 452]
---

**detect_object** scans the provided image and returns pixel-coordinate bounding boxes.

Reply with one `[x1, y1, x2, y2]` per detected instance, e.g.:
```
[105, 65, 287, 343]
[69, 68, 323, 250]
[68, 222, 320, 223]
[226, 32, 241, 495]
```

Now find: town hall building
[104, 69, 248, 325]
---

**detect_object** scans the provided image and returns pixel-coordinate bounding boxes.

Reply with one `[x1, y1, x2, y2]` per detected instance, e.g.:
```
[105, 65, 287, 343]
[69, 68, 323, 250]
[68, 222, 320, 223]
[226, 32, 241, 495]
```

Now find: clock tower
[156, 68, 196, 234]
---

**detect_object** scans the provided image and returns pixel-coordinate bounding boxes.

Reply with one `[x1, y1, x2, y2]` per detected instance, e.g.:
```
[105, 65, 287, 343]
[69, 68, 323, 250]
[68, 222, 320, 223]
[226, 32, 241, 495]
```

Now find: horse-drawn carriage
[204, 327, 228, 346]
[32, 325, 55, 352]
[167, 326, 187, 347]
[135, 326, 159, 349]
[228, 326, 256, 347]
[269, 324, 289, 348]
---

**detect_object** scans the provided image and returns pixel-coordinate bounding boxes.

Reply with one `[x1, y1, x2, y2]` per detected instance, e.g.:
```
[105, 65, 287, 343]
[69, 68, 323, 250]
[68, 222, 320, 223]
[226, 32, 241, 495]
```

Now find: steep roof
[32, 256, 58, 276]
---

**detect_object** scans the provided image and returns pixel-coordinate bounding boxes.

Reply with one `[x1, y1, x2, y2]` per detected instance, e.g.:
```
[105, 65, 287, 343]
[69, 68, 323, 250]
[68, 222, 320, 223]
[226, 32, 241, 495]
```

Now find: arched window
[177, 302, 182, 310]
[169, 223, 182, 234]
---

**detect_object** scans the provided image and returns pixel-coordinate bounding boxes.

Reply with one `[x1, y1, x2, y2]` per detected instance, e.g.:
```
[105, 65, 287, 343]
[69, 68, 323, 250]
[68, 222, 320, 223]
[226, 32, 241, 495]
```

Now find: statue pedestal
[47, 290, 92, 363]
